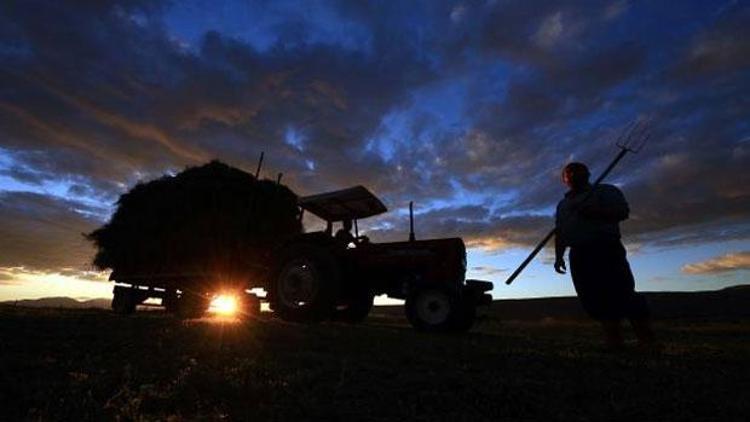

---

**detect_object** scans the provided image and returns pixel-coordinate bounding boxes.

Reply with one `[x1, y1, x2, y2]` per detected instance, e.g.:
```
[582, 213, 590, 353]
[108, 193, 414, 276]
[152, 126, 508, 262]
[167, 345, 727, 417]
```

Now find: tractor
[266, 185, 493, 332]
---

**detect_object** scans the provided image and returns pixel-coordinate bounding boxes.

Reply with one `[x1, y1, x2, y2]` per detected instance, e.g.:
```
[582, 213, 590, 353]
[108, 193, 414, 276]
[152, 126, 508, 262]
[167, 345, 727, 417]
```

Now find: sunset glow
[209, 294, 238, 316]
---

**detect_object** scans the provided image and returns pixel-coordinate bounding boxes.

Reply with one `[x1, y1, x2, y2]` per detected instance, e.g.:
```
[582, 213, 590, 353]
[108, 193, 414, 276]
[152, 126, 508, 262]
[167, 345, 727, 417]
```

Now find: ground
[1, 306, 748, 421]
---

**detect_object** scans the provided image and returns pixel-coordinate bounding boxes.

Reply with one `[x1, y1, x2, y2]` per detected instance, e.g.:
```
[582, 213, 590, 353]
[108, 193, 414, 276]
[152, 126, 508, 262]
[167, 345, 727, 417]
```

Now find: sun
[209, 294, 238, 316]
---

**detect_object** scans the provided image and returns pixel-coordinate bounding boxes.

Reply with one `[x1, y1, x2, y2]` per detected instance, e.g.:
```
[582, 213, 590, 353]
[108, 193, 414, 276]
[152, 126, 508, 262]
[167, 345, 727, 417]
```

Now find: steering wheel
[355, 235, 370, 244]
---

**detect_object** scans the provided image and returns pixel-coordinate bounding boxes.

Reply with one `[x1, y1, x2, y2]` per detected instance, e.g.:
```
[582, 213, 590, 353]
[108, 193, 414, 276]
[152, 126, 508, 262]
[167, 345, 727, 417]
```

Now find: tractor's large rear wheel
[269, 244, 339, 322]
[405, 287, 476, 333]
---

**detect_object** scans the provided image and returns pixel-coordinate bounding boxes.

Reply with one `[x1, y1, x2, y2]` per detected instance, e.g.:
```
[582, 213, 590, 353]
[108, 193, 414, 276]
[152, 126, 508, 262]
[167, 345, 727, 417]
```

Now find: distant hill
[4, 285, 750, 320]
[371, 285, 750, 321]
[0, 297, 111, 309]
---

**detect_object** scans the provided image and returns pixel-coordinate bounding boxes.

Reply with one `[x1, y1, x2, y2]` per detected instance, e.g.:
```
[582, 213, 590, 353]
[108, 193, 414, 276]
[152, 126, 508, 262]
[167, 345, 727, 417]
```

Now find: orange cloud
[682, 251, 750, 275]
[27, 73, 209, 163]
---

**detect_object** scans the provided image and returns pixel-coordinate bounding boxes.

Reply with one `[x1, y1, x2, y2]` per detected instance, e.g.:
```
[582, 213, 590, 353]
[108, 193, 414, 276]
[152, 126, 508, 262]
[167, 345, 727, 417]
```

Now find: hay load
[87, 160, 301, 283]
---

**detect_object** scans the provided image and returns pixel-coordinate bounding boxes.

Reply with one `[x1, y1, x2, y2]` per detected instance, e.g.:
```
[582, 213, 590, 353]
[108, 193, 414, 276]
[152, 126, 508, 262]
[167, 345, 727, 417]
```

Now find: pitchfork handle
[504, 228, 556, 285]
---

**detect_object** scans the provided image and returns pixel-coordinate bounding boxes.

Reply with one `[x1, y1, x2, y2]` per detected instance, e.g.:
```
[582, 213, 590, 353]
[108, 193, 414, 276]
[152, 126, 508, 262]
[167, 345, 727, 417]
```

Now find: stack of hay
[87, 160, 301, 282]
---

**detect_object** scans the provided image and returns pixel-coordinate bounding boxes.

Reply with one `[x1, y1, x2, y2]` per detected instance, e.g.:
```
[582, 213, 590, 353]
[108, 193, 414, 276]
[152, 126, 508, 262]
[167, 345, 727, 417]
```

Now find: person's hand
[554, 258, 567, 274]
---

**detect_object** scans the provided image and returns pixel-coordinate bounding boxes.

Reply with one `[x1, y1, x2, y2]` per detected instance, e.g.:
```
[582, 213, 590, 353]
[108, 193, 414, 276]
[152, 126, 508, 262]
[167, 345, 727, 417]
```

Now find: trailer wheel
[112, 288, 136, 315]
[163, 290, 179, 313]
[269, 244, 339, 322]
[332, 288, 374, 323]
[176, 292, 210, 319]
[240, 295, 261, 318]
[405, 288, 475, 333]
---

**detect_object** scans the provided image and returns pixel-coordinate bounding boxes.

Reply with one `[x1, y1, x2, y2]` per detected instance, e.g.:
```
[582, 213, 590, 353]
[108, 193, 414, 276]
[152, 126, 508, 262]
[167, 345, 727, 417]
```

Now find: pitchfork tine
[618, 118, 652, 153]
[630, 119, 652, 153]
[616, 121, 637, 149]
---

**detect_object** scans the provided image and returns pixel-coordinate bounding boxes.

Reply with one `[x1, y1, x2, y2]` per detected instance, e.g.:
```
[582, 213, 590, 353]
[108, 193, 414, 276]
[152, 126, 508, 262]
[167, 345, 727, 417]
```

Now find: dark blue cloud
[0, 0, 748, 273]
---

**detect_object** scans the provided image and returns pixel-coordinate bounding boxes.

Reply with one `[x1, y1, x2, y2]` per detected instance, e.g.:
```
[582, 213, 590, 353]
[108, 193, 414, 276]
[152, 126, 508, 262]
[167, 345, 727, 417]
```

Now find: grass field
[1, 306, 748, 421]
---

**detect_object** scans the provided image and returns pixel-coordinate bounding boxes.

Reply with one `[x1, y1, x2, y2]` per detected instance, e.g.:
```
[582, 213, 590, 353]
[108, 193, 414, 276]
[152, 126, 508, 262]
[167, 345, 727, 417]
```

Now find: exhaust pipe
[409, 201, 415, 242]
[255, 151, 264, 178]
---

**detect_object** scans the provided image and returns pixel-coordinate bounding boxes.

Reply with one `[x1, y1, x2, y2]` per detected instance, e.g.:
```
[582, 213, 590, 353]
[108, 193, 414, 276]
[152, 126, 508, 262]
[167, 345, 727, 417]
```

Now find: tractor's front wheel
[405, 288, 476, 333]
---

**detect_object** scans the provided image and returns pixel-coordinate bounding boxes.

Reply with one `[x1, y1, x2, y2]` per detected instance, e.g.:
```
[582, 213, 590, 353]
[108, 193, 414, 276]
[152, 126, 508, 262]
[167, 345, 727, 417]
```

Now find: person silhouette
[335, 219, 355, 246]
[554, 162, 656, 350]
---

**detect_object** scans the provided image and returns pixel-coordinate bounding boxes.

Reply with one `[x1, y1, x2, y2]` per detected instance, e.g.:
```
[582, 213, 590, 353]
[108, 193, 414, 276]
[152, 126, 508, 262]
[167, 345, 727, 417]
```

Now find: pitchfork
[505, 119, 651, 285]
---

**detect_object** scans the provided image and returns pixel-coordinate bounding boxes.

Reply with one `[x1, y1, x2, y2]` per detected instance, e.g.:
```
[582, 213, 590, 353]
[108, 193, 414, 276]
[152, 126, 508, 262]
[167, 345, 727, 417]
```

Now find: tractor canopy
[299, 185, 387, 222]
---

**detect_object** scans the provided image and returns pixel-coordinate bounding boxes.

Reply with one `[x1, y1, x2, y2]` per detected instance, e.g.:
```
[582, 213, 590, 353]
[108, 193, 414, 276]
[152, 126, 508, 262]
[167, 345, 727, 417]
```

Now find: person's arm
[554, 230, 567, 274]
[578, 185, 629, 222]
[554, 203, 567, 274]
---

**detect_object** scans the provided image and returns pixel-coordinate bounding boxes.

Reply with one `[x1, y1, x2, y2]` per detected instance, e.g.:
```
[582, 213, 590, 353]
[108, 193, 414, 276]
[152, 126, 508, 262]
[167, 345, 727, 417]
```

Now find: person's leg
[571, 246, 621, 348]
[616, 245, 658, 346]
[627, 300, 658, 347]
[601, 319, 625, 350]
[628, 317, 656, 345]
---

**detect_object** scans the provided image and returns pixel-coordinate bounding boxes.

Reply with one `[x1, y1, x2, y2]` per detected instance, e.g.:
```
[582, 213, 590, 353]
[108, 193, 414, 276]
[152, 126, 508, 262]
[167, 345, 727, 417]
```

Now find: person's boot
[601, 320, 625, 351]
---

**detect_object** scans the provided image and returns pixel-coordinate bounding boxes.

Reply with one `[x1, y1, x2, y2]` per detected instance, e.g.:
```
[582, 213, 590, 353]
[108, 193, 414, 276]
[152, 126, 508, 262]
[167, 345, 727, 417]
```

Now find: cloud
[532, 12, 564, 48]
[672, 3, 750, 80]
[471, 266, 508, 277]
[682, 251, 750, 275]
[0, 0, 439, 200]
[0, 266, 108, 287]
[450, 4, 467, 24]
[603, 1, 629, 21]
[0, 0, 748, 273]
[365, 204, 551, 251]
[0, 268, 23, 285]
[0, 191, 102, 272]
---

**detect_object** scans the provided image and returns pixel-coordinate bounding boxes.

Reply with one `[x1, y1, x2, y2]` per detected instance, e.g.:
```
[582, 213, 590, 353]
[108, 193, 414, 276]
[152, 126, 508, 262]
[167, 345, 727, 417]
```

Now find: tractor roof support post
[255, 151, 265, 179]
[409, 201, 415, 242]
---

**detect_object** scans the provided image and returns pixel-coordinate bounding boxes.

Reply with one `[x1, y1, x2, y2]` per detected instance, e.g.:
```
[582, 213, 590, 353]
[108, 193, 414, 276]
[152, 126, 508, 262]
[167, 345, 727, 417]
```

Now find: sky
[0, 0, 749, 302]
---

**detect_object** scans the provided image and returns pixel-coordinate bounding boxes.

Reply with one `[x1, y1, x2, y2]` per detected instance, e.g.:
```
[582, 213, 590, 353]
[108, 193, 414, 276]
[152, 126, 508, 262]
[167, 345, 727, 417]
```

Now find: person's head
[562, 162, 590, 190]
[342, 219, 352, 231]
